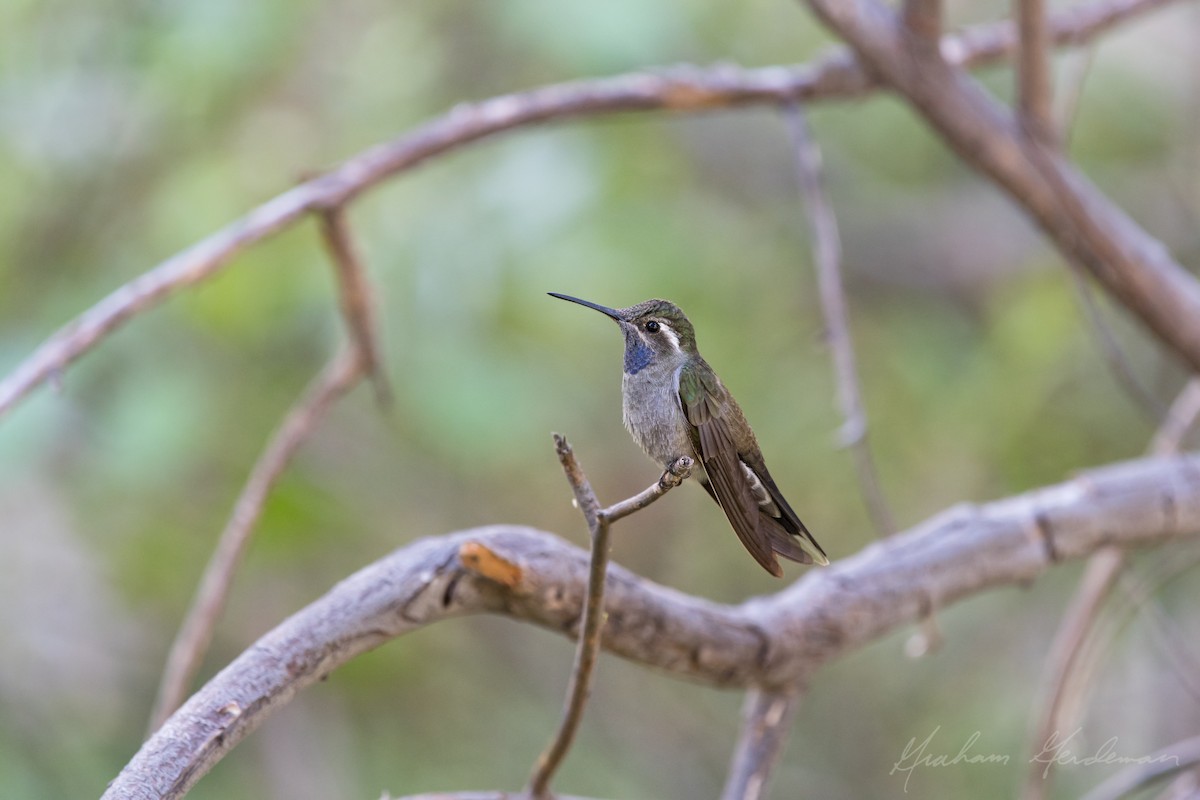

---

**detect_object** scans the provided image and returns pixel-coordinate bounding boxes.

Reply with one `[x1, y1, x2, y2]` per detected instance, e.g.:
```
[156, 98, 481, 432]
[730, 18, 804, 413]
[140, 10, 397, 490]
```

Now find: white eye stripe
[659, 323, 680, 352]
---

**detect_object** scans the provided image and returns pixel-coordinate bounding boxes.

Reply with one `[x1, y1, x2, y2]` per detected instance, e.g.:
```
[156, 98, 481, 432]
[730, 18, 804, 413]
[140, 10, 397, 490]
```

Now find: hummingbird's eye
[645, 321, 660, 333]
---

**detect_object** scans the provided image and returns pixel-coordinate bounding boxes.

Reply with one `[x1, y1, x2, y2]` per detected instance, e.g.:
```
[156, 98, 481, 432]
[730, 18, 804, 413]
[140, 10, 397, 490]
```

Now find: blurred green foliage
[2, 0, 1200, 798]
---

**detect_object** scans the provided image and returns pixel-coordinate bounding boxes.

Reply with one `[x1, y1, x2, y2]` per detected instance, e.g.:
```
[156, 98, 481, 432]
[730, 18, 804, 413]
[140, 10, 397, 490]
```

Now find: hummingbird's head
[549, 293, 697, 375]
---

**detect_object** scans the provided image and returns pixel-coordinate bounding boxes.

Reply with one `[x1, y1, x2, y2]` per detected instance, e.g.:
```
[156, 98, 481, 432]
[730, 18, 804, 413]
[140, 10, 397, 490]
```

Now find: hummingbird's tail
[760, 513, 830, 567]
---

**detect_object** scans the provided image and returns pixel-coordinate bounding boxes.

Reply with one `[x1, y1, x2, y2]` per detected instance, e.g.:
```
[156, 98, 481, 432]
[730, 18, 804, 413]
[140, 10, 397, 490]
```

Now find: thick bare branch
[317, 208, 389, 404]
[721, 689, 802, 800]
[146, 347, 365, 733]
[800, 0, 1200, 374]
[0, 0, 1177, 423]
[104, 452, 1200, 799]
[785, 104, 895, 538]
[902, 0, 942, 43]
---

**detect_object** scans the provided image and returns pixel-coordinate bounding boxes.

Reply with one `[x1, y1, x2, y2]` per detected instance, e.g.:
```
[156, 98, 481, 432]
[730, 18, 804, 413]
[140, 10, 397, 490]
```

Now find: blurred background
[3, 0, 1200, 797]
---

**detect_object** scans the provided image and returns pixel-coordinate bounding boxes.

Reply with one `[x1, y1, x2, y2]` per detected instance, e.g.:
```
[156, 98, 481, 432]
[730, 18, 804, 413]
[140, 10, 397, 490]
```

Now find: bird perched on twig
[550, 293, 828, 576]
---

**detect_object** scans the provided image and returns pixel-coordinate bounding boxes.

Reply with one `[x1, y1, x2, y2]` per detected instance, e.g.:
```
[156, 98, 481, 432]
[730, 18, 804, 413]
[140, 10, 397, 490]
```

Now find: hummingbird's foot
[660, 456, 695, 490]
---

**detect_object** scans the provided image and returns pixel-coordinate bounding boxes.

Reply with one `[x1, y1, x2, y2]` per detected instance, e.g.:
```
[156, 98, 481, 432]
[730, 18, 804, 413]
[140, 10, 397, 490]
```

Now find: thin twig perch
[527, 436, 693, 799]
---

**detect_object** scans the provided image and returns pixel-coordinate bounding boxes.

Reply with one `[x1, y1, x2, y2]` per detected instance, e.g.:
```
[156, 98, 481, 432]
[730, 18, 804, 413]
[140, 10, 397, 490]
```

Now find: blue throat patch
[623, 329, 653, 375]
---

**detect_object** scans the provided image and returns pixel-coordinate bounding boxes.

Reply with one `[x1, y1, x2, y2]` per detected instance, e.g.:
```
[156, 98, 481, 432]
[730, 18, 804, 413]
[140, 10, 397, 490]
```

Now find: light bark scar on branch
[458, 541, 525, 589]
[661, 85, 726, 109]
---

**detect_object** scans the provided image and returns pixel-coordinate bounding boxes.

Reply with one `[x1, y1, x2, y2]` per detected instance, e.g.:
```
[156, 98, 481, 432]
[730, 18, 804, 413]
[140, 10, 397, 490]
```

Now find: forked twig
[526, 435, 693, 799]
[784, 104, 895, 538]
[721, 688, 803, 800]
[146, 346, 366, 732]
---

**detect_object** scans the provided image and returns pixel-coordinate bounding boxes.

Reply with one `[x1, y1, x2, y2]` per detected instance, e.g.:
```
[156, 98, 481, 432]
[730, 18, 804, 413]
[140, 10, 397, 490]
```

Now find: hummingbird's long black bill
[548, 292, 623, 321]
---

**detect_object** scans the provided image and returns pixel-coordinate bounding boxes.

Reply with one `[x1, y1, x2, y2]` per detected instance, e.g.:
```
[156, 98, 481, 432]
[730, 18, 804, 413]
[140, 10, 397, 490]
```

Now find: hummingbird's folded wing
[678, 365, 783, 577]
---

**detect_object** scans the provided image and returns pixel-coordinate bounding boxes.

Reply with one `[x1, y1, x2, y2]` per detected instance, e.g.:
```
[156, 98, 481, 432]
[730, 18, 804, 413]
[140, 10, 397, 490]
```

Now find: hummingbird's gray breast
[621, 362, 699, 468]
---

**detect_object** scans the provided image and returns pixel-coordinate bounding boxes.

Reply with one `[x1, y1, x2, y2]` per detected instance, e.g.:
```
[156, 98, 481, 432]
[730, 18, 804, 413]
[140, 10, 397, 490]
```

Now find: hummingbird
[549, 293, 828, 576]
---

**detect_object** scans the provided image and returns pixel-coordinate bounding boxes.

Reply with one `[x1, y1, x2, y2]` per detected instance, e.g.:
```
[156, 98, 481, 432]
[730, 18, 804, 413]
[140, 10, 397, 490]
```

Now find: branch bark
[1016, 0, 1056, 143]
[103, 452, 1200, 800]
[0, 0, 1177, 422]
[902, 0, 942, 44]
[721, 688, 803, 800]
[800, 0, 1200, 374]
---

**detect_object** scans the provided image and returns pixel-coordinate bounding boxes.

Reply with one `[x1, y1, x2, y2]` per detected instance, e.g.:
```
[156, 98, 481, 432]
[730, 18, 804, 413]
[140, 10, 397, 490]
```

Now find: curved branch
[801, 0, 1200, 373]
[104, 452, 1200, 799]
[0, 0, 1175, 422]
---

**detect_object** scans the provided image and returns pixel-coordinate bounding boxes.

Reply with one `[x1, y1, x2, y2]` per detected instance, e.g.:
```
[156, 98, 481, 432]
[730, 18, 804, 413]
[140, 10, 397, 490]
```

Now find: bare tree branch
[103, 452, 1200, 800]
[527, 438, 693, 798]
[1016, 0, 1056, 143]
[317, 208, 390, 405]
[800, 0, 1200, 374]
[784, 104, 895, 538]
[146, 347, 366, 733]
[902, 0, 942, 43]
[721, 688, 802, 800]
[0, 0, 1177, 423]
